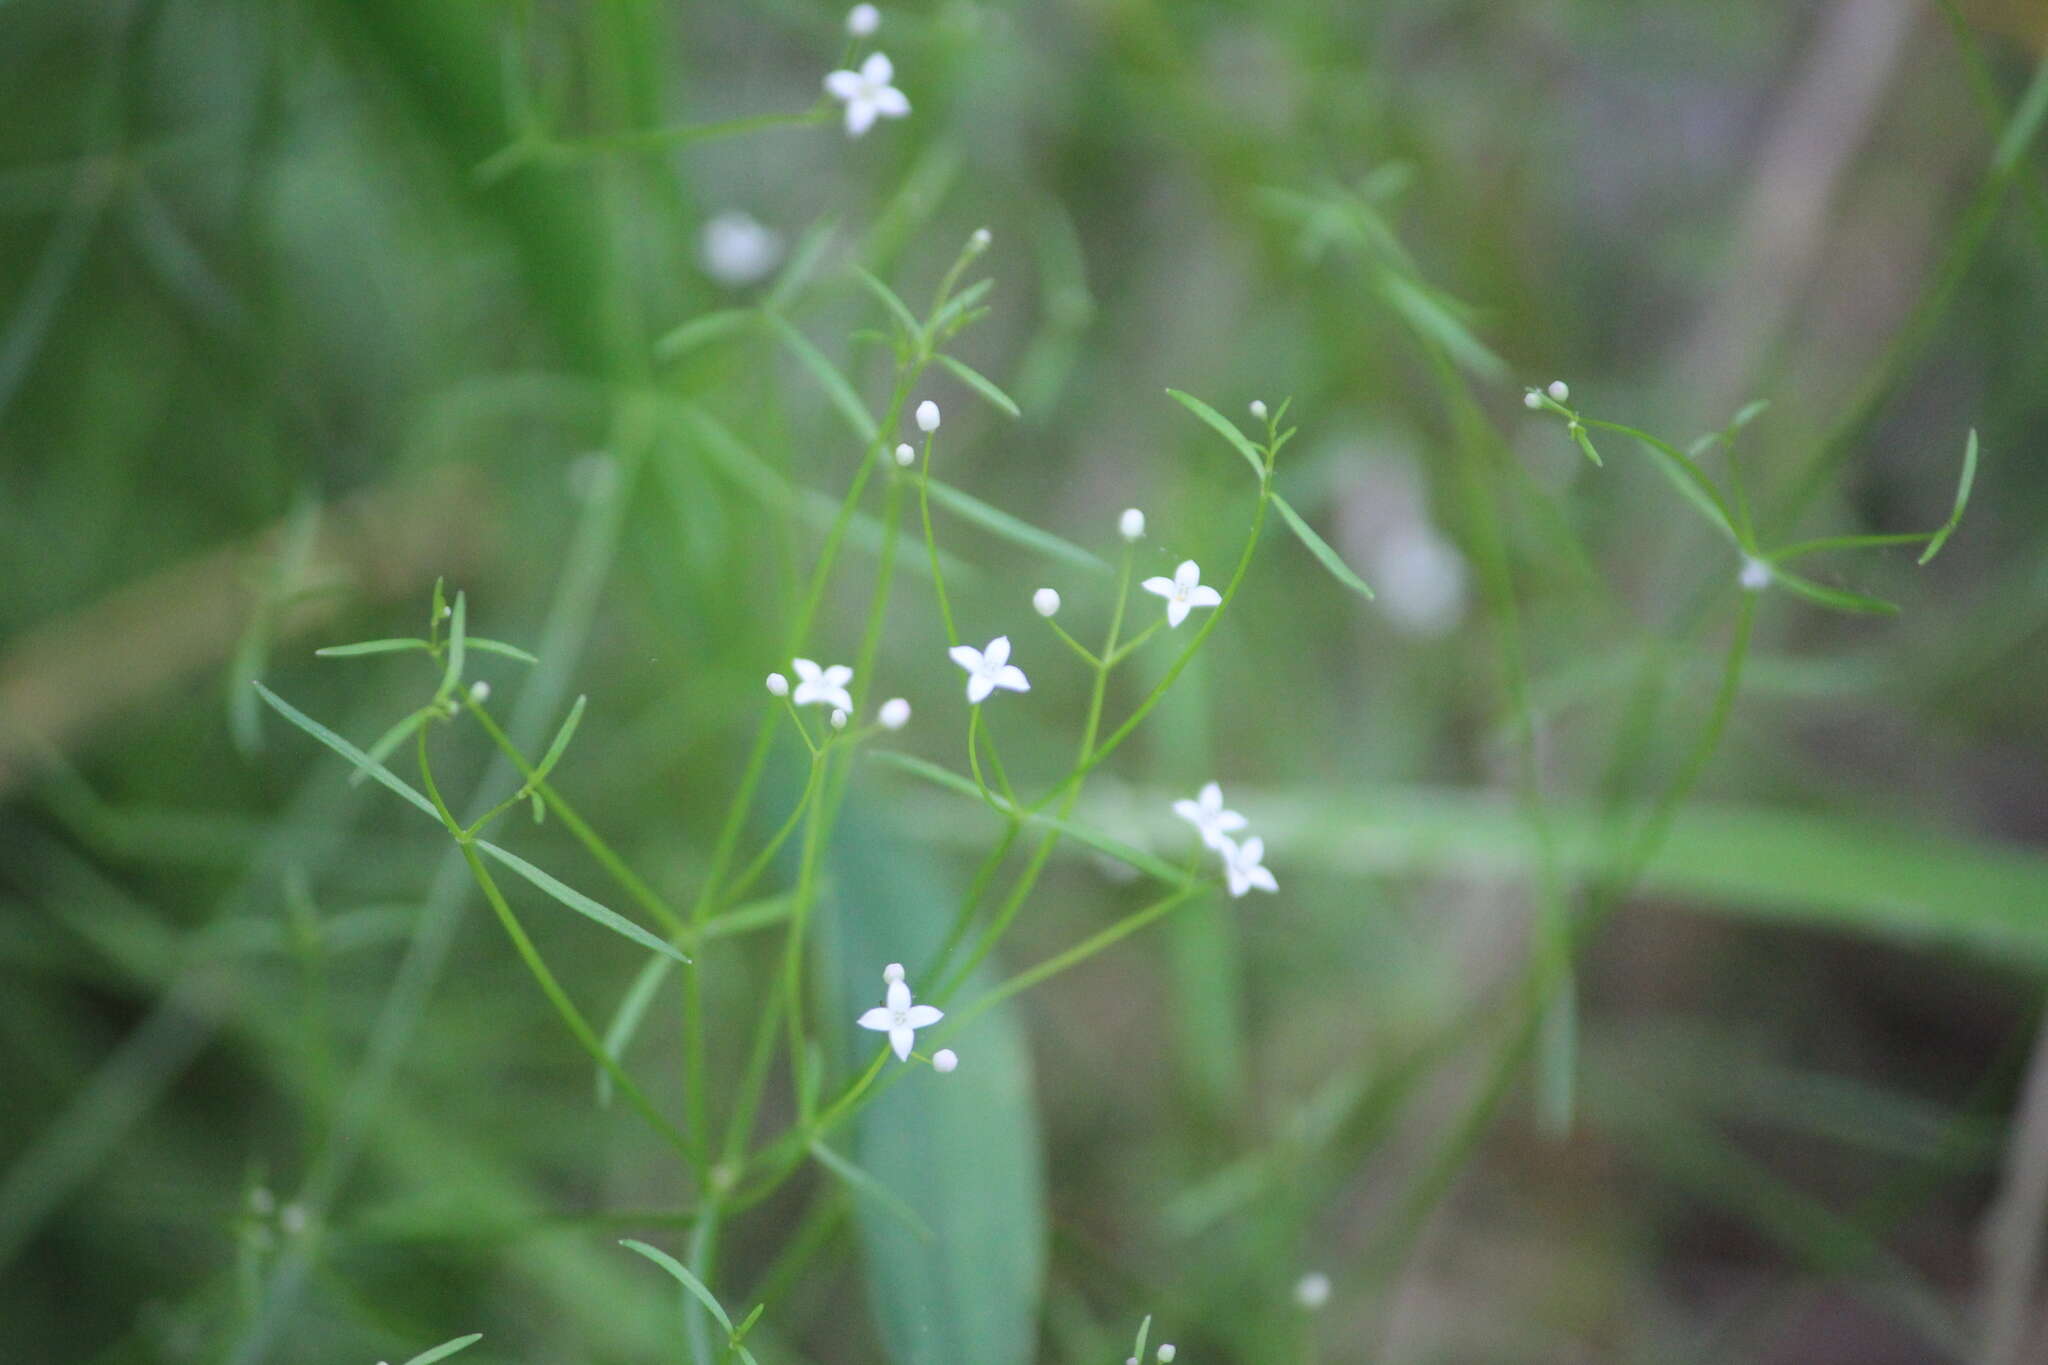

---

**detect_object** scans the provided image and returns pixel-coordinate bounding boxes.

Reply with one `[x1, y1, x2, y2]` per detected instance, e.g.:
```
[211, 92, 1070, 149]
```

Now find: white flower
[949, 636, 1029, 704]
[1739, 555, 1772, 591]
[1141, 560, 1223, 628]
[894, 442, 916, 467]
[790, 658, 854, 711]
[1547, 379, 1570, 401]
[468, 680, 491, 703]
[824, 52, 910, 137]
[1173, 782, 1247, 851]
[1119, 507, 1146, 542]
[1157, 1347, 1176, 1363]
[1033, 587, 1061, 617]
[766, 672, 789, 697]
[1294, 1271, 1330, 1310]
[1219, 835, 1277, 898]
[699, 211, 783, 287]
[857, 971, 943, 1061]
[1249, 399, 1268, 420]
[916, 399, 941, 432]
[831, 708, 848, 730]
[932, 1048, 958, 1073]
[878, 697, 911, 730]
[846, 3, 880, 37]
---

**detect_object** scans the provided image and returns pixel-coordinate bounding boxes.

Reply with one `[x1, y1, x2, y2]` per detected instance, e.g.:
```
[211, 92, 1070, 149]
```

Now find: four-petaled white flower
[857, 969, 943, 1061]
[949, 636, 1029, 704]
[824, 52, 909, 138]
[790, 658, 854, 711]
[1173, 782, 1247, 851]
[1142, 560, 1222, 628]
[1219, 835, 1277, 898]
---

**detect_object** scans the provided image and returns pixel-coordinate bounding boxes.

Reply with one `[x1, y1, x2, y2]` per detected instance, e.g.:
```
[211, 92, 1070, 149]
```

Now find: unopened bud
[915, 400, 941, 432]
[1119, 507, 1145, 542]
[1033, 588, 1061, 617]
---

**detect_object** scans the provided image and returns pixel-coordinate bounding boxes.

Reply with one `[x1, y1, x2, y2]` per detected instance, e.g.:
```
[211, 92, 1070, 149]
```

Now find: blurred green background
[5, 1, 2048, 1362]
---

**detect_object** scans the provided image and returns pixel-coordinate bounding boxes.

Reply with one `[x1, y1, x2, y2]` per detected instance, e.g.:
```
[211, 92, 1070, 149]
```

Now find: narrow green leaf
[929, 277, 993, 339]
[347, 706, 438, 789]
[703, 892, 797, 940]
[1571, 425, 1605, 468]
[764, 312, 879, 445]
[732, 1303, 766, 1341]
[764, 217, 838, 312]
[438, 592, 467, 699]
[654, 307, 755, 359]
[1586, 419, 1742, 544]
[1378, 272, 1508, 381]
[852, 266, 923, 343]
[1272, 492, 1376, 600]
[924, 479, 1108, 574]
[1770, 568, 1900, 616]
[618, 1239, 734, 1333]
[525, 694, 587, 791]
[399, 1334, 483, 1365]
[474, 840, 690, 963]
[250, 682, 440, 822]
[1919, 428, 1977, 565]
[313, 637, 430, 659]
[1165, 387, 1265, 480]
[1130, 1316, 1153, 1363]
[1768, 532, 1933, 564]
[467, 637, 539, 664]
[597, 953, 675, 1107]
[811, 1140, 934, 1240]
[935, 353, 1022, 419]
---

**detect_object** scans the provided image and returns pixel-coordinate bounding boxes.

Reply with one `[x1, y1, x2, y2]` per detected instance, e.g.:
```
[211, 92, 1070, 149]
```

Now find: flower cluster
[856, 962, 952, 1068]
[1174, 782, 1277, 898]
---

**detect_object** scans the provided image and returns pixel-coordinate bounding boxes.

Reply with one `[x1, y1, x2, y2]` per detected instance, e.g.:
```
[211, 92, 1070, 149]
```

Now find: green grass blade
[1165, 387, 1265, 480]
[923, 478, 1108, 574]
[438, 592, 467, 698]
[313, 638, 430, 658]
[1770, 568, 1900, 616]
[398, 1334, 483, 1365]
[349, 706, 438, 788]
[1919, 427, 1977, 564]
[811, 1140, 934, 1240]
[1584, 418, 1740, 544]
[1378, 272, 1508, 381]
[618, 1238, 734, 1333]
[466, 637, 539, 664]
[1272, 492, 1375, 600]
[763, 312, 879, 445]
[654, 307, 755, 360]
[763, 216, 838, 312]
[934, 353, 1022, 419]
[525, 694, 587, 790]
[474, 840, 690, 964]
[597, 953, 675, 1108]
[928, 277, 993, 339]
[251, 682, 440, 821]
[852, 265, 923, 344]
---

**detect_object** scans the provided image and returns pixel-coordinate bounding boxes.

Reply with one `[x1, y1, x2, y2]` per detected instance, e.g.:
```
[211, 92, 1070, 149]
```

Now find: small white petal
[1140, 576, 1175, 599]
[949, 644, 984, 672]
[870, 86, 910, 119]
[1165, 598, 1191, 628]
[1215, 810, 1248, 834]
[932, 1048, 958, 1073]
[1172, 799, 1203, 823]
[823, 665, 853, 687]
[824, 69, 863, 99]
[857, 1006, 895, 1031]
[889, 1025, 915, 1061]
[1199, 782, 1222, 810]
[1242, 836, 1264, 864]
[904, 1004, 943, 1028]
[844, 98, 878, 137]
[1175, 560, 1201, 589]
[966, 674, 995, 704]
[992, 664, 1029, 693]
[983, 635, 1009, 667]
[793, 658, 821, 681]
[885, 979, 912, 1014]
[860, 51, 894, 85]
[1187, 585, 1223, 609]
[1248, 865, 1278, 893]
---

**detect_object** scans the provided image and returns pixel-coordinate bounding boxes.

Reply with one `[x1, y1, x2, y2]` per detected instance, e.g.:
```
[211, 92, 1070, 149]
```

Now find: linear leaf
[1771, 568, 1900, 616]
[438, 592, 467, 698]
[1272, 492, 1375, 600]
[399, 1335, 483, 1365]
[526, 694, 587, 791]
[619, 1239, 733, 1333]
[764, 312, 878, 444]
[654, 307, 755, 360]
[475, 840, 690, 963]
[348, 706, 438, 788]
[935, 353, 1021, 419]
[1165, 387, 1264, 479]
[811, 1140, 934, 1240]
[852, 266, 923, 343]
[251, 683, 440, 821]
[764, 217, 838, 312]
[313, 637, 429, 658]
[929, 277, 994, 339]
[1919, 427, 1977, 564]
[924, 478, 1108, 574]
[467, 636, 539, 664]
[597, 953, 675, 1107]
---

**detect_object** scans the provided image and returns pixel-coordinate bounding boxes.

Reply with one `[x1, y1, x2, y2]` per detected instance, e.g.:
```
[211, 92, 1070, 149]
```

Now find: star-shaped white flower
[1173, 782, 1248, 851]
[824, 52, 910, 138]
[790, 658, 854, 712]
[857, 971, 944, 1061]
[1218, 835, 1277, 898]
[1141, 560, 1223, 628]
[949, 635, 1029, 704]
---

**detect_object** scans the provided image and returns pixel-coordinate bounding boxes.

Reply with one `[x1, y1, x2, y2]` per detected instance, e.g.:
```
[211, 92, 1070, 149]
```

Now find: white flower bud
[831, 708, 849, 730]
[1248, 399, 1268, 420]
[932, 1048, 958, 1073]
[1739, 555, 1772, 591]
[878, 697, 911, 730]
[969, 227, 991, 251]
[916, 400, 941, 432]
[766, 672, 789, 697]
[1119, 507, 1145, 542]
[1547, 380, 1570, 401]
[1032, 587, 1061, 617]
[1157, 1347, 1176, 1363]
[468, 680, 491, 704]
[1523, 389, 1544, 410]
[1294, 1271, 1331, 1310]
[279, 1203, 308, 1236]
[846, 3, 879, 36]
[249, 1187, 276, 1216]
[883, 962, 905, 984]
[894, 442, 916, 467]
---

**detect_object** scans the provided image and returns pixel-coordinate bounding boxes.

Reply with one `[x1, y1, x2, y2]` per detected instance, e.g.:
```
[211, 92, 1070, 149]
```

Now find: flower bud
[1739, 556, 1772, 591]
[1294, 1271, 1331, 1310]
[1032, 587, 1061, 617]
[916, 400, 941, 432]
[1248, 399, 1268, 420]
[883, 962, 905, 984]
[1157, 1347, 1176, 1363]
[468, 680, 491, 703]
[1547, 379, 1570, 401]
[1119, 507, 1145, 542]
[846, 3, 879, 36]
[831, 708, 849, 730]
[894, 442, 916, 467]
[766, 672, 789, 696]
[932, 1048, 958, 1073]
[878, 697, 911, 730]
[969, 227, 991, 251]
[1523, 389, 1543, 410]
